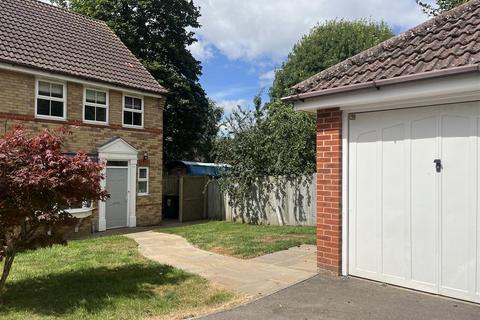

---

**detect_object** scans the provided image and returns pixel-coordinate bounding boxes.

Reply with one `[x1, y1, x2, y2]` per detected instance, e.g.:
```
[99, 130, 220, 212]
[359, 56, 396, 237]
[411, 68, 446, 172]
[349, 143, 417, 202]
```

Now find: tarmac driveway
[201, 274, 480, 320]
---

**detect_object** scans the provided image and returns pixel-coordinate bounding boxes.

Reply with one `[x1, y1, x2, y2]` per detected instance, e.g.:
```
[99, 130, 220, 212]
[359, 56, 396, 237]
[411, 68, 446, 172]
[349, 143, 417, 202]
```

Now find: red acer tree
[0, 127, 108, 298]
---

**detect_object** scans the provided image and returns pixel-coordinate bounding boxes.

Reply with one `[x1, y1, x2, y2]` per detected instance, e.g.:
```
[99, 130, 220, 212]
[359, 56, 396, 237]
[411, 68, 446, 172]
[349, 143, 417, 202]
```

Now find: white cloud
[210, 86, 256, 101]
[216, 99, 247, 113]
[192, 0, 427, 62]
[259, 69, 276, 87]
[188, 38, 215, 62]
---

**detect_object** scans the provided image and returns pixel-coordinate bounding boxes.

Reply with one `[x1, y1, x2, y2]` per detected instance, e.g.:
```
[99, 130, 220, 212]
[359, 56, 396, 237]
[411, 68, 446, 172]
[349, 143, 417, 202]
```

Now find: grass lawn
[0, 236, 241, 320]
[159, 221, 316, 258]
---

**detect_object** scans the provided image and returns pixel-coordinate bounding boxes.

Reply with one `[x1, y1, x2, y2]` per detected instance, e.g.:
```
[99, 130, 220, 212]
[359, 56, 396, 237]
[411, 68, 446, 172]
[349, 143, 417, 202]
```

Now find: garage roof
[0, 0, 167, 95]
[286, 0, 480, 100]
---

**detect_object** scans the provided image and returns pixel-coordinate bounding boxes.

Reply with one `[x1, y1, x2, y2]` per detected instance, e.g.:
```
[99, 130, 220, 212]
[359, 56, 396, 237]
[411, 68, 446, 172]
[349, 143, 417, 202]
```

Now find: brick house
[284, 1, 480, 303]
[0, 0, 166, 233]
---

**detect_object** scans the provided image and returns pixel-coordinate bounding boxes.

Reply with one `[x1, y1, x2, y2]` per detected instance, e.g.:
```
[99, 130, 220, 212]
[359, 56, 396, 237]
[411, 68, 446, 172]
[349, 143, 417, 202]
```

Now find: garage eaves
[282, 64, 480, 102]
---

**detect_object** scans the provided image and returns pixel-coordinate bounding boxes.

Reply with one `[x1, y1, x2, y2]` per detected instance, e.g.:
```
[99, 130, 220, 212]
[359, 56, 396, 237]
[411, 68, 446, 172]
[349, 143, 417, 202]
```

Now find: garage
[349, 102, 480, 303]
[283, 1, 480, 303]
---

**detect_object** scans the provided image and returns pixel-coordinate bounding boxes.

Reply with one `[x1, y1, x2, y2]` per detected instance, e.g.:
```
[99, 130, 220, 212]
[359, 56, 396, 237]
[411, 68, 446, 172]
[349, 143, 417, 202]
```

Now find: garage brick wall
[0, 69, 165, 231]
[316, 108, 342, 274]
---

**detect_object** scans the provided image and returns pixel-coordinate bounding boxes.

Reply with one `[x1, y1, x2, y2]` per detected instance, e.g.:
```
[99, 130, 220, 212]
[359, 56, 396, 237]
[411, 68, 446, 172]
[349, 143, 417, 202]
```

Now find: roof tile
[292, 0, 480, 96]
[0, 0, 166, 94]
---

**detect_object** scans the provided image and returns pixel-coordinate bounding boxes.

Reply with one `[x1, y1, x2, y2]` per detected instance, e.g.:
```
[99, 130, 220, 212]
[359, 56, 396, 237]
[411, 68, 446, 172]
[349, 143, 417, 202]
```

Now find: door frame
[97, 138, 138, 231]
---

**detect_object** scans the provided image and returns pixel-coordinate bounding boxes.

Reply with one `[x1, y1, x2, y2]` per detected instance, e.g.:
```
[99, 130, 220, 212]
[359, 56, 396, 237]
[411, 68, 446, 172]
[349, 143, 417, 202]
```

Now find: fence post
[178, 176, 184, 222]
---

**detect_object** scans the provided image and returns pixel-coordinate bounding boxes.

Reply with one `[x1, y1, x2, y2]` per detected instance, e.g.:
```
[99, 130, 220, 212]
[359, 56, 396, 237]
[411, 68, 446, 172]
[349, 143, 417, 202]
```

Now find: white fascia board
[294, 73, 480, 113]
[0, 62, 164, 99]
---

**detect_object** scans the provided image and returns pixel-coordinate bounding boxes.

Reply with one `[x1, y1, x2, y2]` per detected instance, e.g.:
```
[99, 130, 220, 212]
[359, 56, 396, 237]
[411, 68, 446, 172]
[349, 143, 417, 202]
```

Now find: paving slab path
[126, 231, 317, 297]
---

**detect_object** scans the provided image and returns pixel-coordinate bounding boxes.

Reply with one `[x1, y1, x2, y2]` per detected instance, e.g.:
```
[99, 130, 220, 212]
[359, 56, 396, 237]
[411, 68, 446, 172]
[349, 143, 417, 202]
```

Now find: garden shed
[163, 161, 230, 222]
[166, 161, 230, 177]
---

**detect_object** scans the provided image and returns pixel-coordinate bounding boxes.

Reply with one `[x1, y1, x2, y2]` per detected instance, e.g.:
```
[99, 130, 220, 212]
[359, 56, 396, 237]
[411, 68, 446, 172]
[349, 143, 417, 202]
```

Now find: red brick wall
[316, 108, 342, 274]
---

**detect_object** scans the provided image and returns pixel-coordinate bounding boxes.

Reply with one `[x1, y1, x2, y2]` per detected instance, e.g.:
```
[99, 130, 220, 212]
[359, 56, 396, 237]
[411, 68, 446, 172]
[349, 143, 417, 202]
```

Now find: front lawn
[158, 221, 316, 258]
[0, 236, 240, 320]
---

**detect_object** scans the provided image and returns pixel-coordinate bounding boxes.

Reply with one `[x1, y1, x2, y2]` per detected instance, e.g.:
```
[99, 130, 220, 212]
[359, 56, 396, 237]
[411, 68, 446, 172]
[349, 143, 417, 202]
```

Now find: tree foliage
[215, 97, 316, 180]
[214, 20, 393, 223]
[416, 0, 469, 16]
[0, 127, 108, 298]
[270, 20, 394, 99]
[213, 96, 316, 224]
[51, 0, 222, 162]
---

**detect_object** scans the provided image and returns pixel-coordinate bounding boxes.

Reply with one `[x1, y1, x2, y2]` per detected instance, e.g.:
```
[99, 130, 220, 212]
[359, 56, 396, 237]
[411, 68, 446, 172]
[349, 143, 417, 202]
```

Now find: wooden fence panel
[180, 176, 208, 222]
[207, 174, 316, 226]
[163, 176, 180, 196]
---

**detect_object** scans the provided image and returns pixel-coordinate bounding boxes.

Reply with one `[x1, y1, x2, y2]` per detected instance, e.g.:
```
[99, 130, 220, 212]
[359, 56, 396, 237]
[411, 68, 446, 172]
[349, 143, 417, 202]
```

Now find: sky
[40, 0, 432, 113]
[189, 0, 431, 113]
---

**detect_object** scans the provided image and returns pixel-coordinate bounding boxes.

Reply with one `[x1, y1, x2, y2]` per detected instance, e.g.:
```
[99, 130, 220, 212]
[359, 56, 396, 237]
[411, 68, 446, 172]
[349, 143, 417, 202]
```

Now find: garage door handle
[434, 159, 442, 173]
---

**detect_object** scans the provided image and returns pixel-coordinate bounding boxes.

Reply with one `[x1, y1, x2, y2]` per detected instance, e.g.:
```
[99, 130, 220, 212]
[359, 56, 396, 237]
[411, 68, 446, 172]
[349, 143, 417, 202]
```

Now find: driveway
[201, 275, 480, 320]
[126, 231, 317, 297]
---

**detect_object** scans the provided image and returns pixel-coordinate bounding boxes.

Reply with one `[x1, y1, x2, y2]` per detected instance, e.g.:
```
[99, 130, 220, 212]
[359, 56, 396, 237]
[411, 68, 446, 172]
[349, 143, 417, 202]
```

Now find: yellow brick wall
[0, 69, 165, 230]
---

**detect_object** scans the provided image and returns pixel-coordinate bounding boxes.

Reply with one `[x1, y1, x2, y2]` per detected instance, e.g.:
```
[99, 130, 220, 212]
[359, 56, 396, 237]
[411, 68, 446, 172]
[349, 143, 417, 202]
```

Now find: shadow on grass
[0, 263, 191, 316]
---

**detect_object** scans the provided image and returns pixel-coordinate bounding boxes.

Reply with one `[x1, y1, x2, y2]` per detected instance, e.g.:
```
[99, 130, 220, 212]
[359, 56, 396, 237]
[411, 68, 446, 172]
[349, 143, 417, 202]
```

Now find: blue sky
[190, 0, 432, 114]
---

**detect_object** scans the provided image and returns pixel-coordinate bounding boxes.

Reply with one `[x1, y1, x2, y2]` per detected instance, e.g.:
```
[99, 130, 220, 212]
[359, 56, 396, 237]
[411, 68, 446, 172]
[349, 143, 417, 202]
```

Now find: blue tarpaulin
[166, 161, 231, 177]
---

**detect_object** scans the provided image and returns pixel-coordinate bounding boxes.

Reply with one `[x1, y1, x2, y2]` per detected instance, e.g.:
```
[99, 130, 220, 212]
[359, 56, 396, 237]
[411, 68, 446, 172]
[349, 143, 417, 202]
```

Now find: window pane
[51, 101, 64, 117]
[138, 181, 148, 194]
[107, 161, 129, 167]
[139, 168, 147, 179]
[96, 107, 107, 122]
[51, 84, 63, 98]
[124, 111, 132, 125]
[86, 89, 96, 103]
[133, 98, 142, 110]
[133, 112, 142, 126]
[37, 99, 50, 115]
[97, 91, 107, 104]
[85, 105, 96, 121]
[125, 96, 133, 109]
[38, 81, 50, 96]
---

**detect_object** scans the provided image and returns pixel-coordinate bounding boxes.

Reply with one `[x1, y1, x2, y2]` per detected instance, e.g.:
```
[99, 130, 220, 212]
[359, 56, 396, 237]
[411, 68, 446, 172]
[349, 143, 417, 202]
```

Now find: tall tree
[217, 20, 394, 178]
[270, 20, 394, 100]
[416, 0, 469, 16]
[51, 0, 222, 162]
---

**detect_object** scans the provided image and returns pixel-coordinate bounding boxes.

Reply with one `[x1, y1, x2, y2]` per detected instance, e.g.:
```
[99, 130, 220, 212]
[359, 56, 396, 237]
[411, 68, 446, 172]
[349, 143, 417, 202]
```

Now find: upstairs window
[84, 88, 108, 124]
[138, 167, 149, 195]
[123, 95, 143, 128]
[36, 80, 66, 120]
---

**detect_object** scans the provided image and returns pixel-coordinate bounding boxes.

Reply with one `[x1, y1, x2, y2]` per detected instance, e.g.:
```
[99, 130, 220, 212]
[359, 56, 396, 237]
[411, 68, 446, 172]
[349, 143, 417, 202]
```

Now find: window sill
[35, 115, 67, 121]
[138, 193, 149, 197]
[122, 124, 144, 130]
[83, 120, 109, 126]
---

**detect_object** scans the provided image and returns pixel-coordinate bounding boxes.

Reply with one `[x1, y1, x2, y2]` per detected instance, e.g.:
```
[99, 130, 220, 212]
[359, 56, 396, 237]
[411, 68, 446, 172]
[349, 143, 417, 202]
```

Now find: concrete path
[125, 231, 317, 297]
[202, 275, 480, 320]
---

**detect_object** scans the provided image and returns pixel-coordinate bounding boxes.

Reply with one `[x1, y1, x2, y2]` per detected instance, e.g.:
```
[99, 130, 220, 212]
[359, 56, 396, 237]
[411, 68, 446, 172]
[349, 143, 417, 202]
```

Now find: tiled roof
[291, 0, 480, 96]
[0, 0, 166, 94]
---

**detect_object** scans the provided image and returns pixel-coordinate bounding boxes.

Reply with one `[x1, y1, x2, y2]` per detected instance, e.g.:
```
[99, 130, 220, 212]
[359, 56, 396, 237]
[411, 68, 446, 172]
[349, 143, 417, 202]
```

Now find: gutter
[0, 60, 168, 97]
[282, 64, 480, 102]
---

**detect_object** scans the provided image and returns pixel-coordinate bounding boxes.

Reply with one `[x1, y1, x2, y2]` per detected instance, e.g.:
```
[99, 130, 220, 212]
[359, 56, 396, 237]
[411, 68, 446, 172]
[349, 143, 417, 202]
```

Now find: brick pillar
[316, 108, 342, 274]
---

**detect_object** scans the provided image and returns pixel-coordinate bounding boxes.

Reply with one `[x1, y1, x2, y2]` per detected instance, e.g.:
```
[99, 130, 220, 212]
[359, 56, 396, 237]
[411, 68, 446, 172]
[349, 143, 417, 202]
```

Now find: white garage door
[348, 101, 480, 303]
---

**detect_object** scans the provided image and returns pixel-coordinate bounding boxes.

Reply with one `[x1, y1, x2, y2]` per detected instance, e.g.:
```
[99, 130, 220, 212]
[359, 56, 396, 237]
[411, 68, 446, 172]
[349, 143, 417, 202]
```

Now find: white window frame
[137, 167, 149, 196]
[122, 94, 144, 129]
[83, 87, 109, 125]
[35, 78, 67, 121]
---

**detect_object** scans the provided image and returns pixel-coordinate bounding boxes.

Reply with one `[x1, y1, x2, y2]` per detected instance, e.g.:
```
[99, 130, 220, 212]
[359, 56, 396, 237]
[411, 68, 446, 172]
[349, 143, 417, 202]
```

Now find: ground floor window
[138, 167, 149, 196]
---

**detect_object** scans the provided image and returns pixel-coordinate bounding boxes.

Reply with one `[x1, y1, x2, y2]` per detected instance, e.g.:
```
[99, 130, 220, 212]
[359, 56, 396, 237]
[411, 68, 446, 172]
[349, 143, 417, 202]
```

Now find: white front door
[348, 101, 480, 303]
